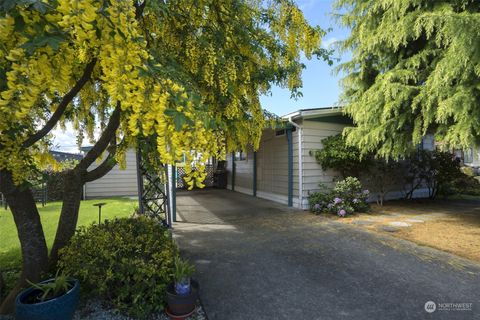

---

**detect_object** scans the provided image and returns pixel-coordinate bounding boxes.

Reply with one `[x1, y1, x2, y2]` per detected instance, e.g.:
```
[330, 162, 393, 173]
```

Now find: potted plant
[166, 257, 199, 319]
[15, 272, 79, 320]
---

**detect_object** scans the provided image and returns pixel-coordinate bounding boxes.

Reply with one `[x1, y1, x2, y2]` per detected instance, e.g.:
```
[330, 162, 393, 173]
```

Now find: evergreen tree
[335, 0, 480, 158]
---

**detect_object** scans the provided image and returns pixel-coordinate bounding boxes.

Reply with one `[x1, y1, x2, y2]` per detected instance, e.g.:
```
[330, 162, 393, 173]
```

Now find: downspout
[287, 117, 303, 209]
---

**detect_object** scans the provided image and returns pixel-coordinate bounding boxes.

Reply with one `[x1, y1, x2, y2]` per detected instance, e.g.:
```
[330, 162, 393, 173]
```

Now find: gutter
[287, 116, 303, 209]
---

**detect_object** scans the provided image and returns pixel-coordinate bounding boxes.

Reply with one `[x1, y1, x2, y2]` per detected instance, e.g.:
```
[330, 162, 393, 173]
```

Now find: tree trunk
[48, 170, 84, 270]
[0, 170, 49, 315]
[49, 106, 121, 269]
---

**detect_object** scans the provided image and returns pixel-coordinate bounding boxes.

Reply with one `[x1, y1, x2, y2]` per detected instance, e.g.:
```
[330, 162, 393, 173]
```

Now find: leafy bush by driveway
[58, 217, 176, 319]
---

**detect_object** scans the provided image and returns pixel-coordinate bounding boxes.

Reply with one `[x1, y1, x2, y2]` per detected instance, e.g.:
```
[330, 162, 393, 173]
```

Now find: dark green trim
[253, 151, 257, 197]
[306, 115, 353, 124]
[172, 165, 177, 222]
[231, 152, 235, 191]
[287, 128, 293, 207]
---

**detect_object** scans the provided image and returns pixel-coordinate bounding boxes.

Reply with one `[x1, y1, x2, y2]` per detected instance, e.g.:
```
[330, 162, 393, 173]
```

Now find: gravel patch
[0, 300, 207, 320]
[73, 300, 207, 320]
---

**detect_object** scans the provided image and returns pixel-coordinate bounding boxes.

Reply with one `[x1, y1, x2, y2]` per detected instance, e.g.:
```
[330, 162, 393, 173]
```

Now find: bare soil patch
[333, 199, 480, 262]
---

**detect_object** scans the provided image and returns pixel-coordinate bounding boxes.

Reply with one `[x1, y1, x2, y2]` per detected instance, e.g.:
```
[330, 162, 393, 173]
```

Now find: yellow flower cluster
[0, 0, 321, 186]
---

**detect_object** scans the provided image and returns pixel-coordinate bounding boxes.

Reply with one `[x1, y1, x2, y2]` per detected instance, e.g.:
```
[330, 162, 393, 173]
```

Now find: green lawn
[0, 197, 136, 271]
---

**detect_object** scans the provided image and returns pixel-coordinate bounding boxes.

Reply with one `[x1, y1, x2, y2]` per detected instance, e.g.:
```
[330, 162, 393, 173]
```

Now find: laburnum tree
[334, 0, 480, 158]
[0, 0, 327, 313]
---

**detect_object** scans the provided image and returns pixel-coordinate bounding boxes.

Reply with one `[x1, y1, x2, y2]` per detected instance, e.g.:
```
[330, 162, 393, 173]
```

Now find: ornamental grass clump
[309, 177, 369, 217]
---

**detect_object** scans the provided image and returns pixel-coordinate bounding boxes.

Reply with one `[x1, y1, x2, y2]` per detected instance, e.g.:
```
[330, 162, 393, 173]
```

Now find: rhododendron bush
[309, 177, 370, 216]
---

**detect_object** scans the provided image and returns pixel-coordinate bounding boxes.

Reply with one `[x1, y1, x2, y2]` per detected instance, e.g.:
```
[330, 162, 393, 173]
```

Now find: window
[234, 151, 246, 161]
[464, 148, 473, 164]
[418, 135, 435, 151]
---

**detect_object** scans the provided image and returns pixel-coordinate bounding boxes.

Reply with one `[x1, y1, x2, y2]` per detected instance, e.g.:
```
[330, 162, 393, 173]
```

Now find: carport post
[172, 165, 177, 222]
[231, 152, 235, 191]
[253, 151, 257, 197]
[287, 128, 293, 207]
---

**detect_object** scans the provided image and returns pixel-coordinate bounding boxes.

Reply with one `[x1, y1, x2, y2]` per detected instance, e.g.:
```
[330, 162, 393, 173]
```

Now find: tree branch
[22, 59, 97, 148]
[77, 103, 121, 171]
[84, 138, 119, 182]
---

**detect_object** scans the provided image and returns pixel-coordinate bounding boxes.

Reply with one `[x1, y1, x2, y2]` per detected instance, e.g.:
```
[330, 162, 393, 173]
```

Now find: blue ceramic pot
[15, 278, 80, 320]
[175, 278, 191, 295]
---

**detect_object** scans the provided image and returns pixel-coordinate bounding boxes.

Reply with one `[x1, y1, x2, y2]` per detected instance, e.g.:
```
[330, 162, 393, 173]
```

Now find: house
[78, 107, 454, 207]
[82, 147, 139, 199]
[226, 107, 351, 209]
[50, 150, 83, 163]
[226, 107, 434, 209]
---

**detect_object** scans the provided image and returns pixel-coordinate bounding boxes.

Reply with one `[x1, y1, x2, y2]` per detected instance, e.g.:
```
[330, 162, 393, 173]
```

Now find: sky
[260, 0, 350, 116]
[52, 0, 350, 152]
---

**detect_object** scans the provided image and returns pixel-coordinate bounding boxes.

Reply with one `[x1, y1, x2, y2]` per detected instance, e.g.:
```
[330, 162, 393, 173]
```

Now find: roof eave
[281, 107, 343, 121]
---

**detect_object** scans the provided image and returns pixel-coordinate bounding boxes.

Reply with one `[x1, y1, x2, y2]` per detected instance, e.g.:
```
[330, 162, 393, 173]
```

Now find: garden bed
[328, 199, 480, 262]
[73, 299, 207, 320]
[0, 300, 207, 320]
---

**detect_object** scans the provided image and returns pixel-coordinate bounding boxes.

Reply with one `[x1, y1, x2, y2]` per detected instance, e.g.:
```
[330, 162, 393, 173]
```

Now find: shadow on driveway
[173, 190, 480, 320]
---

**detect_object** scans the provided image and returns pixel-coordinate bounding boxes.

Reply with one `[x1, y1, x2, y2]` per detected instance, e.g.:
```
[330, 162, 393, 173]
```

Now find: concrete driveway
[173, 189, 480, 320]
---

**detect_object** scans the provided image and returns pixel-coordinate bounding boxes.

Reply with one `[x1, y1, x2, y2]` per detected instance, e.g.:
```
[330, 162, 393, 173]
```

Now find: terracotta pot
[166, 279, 199, 316]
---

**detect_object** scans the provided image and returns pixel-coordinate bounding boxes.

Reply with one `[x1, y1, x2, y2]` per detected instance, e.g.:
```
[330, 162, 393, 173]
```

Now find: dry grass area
[336, 199, 480, 262]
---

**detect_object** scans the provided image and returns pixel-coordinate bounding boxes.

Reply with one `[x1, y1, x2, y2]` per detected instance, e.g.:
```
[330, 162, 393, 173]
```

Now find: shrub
[309, 134, 372, 178]
[309, 177, 369, 216]
[333, 177, 370, 212]
[450, 170, 480, 196]
[460, 166, 475, 177]
[404, 150, 469, 199]
[58, 217, 176, 318]
[308, 191, 331, 214]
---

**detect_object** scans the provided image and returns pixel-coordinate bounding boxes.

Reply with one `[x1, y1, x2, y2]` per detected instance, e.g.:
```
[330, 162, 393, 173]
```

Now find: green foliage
[311, 134, 400, 204]
[453, 174, 480, 196]
[58, 217, 175, 318]
[172, 256, 195, 282]
[308, 192, 331, 214]
[403, 150, 471, 199]
[26, 271, 71, 302]
[460, 166, 475, 177]
[310, 134, 370, 177]
[363, 160, 402, 206]
[309, 177, 369, 216]
[335, 0, 480, 158]
[424, 151, 461, 198]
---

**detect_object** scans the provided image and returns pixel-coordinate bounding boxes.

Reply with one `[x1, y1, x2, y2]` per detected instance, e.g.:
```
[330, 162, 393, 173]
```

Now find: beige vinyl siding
[301, 120, 347, 199]
[84, 149, 138, 199]
[234, 146, 254, 194]
[226, 128, 296, 204]
[257, 129, 289, 197]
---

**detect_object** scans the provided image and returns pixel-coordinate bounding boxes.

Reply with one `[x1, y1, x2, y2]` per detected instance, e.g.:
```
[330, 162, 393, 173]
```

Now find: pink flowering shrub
[308, 177, 369, 217]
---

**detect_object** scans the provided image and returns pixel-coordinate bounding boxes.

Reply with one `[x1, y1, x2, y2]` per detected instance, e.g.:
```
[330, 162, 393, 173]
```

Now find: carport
[174, 188, 296, 225]
[173, 190, 480, 320]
